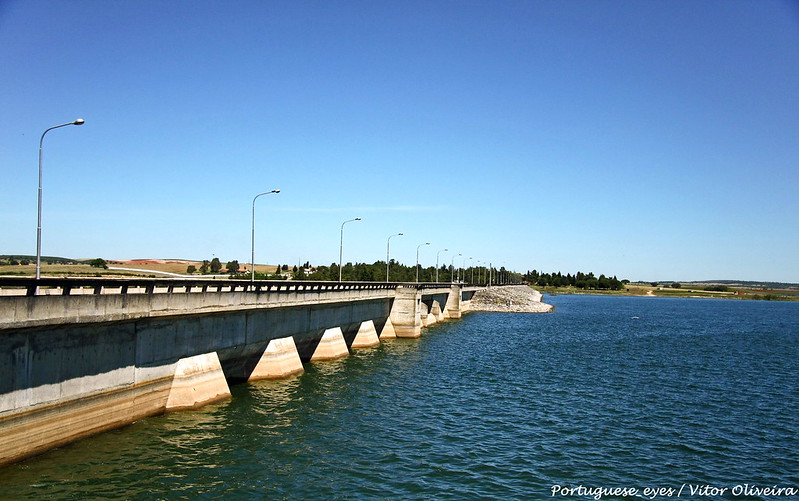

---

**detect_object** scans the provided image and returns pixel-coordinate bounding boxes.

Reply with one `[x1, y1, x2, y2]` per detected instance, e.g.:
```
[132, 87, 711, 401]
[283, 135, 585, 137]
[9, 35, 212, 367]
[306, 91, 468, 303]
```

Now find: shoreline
[536, 287, 798, 302]
[469, 285, 554, 313]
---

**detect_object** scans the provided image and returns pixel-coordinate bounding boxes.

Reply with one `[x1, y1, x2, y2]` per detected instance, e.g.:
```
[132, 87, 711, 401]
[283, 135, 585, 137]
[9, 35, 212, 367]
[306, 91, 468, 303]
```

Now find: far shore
[534, 284, 798, 302]
[2, 260, 796, 302]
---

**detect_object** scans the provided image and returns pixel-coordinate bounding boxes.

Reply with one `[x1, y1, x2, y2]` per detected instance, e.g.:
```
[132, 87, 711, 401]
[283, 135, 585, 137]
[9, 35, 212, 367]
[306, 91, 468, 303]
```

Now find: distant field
[535, 284, 798, 301]
[0, 260, 278, 278]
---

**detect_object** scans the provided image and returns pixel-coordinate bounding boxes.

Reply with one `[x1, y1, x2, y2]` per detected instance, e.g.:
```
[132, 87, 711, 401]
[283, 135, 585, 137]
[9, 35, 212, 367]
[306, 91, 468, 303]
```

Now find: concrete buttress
[389, 288, 422, 338]
[248, 336, 304, 380]
[165, 352, 231, 411]
[351, 320, 380, 348]
[310, 327, 350, 361]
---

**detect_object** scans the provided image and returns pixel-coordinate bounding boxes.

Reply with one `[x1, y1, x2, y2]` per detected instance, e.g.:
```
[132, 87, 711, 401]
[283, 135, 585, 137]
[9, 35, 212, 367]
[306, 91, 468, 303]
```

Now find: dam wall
[0, 278, 480, 466]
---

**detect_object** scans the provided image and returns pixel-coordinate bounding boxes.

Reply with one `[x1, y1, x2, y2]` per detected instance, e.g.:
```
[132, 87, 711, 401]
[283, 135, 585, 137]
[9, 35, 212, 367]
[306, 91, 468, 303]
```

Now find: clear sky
[2, 0, 798, 283]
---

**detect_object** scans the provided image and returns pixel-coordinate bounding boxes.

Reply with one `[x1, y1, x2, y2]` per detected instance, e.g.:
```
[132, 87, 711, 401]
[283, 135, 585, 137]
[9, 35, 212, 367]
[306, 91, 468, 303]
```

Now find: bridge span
[0, 278, 483, 466]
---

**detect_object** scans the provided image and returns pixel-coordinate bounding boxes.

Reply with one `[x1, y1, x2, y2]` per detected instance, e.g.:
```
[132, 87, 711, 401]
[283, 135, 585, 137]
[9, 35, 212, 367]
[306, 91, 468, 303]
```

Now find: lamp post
[386, 232, 403, 282]
[36, 118, 85, 280]
[435, 248, 448, 283]
[468, 257, 474, 283]
[461, 256, 471, 284]
[251, 189, 280, 282]
[450, 253, 461, 283]
[416, 242, 430, 282]
[339, 217, 361, 281]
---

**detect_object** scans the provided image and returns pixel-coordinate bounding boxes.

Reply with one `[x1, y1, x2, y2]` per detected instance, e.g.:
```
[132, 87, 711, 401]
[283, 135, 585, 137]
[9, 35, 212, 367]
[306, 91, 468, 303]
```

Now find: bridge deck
[0, 278, 482, 330]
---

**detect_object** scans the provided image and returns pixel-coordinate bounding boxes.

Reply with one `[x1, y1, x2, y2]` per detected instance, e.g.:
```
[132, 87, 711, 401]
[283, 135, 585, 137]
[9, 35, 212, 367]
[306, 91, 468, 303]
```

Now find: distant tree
[670, 282, 682, 289]
[20, 259, 30, 265]
[651, 282, 659, 287]
[210, 258, 222, 273]
[89, 258, 108, 269]
[199, 260, 210, 274]
[292, 266, 306, 280]
[226, 260, 240, 274]
[186, 265, 197, 274]
[281, 264, 288, 271]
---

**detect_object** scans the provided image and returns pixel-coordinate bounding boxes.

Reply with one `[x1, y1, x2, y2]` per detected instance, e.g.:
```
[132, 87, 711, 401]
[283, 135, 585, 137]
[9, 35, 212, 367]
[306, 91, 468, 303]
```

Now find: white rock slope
[469, 285, 554, 313]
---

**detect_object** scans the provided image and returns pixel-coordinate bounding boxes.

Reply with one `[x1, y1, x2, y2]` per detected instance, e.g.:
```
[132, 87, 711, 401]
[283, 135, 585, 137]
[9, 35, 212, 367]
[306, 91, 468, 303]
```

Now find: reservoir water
[3, 295, 798, 500]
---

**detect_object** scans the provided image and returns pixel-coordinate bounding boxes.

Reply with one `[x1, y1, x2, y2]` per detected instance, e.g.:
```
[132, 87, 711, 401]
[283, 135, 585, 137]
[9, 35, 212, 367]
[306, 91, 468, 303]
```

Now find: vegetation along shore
[2, 256, 796, 302]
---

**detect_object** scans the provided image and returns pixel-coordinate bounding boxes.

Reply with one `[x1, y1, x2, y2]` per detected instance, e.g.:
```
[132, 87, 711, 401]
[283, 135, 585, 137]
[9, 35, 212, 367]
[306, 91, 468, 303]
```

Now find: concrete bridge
[0, 277, 482, 466]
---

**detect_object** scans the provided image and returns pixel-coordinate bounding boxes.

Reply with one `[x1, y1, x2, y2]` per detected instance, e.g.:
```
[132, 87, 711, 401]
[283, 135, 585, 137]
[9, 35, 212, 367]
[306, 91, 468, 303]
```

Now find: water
[3, 295, 798, 500]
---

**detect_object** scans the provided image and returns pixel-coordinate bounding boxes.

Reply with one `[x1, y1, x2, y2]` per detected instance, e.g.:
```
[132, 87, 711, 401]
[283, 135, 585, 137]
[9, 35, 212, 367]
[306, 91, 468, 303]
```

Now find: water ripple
[3, 296, 798, 499]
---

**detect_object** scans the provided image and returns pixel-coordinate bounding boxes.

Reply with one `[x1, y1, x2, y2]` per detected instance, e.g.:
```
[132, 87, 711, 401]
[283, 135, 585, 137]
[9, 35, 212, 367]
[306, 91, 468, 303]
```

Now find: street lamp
[416, 242, 430, 282]
[339, 217, 361, 281]
[450, 253, 461, 283]
[386, 232, 403, 282]
[36, 118, 85, 280]
[435, 248, 448, 283]
[251, 189, 280, 282]
[461, 256, 471, 283]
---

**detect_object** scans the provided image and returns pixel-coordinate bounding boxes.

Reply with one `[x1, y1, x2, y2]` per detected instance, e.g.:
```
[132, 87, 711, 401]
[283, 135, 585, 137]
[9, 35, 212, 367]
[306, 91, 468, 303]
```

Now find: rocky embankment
[470, 285, 554, 313]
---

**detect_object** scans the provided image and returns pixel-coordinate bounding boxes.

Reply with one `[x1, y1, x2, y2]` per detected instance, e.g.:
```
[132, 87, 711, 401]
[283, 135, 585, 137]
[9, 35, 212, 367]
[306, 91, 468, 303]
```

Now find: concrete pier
[379, 317, 397, 339]
[311, 327, 350, 361]
[165, 352, 231, 411]
[248, 337, 304, 380]
[390, 287, 423, 338]
[351, 320, 380, 349]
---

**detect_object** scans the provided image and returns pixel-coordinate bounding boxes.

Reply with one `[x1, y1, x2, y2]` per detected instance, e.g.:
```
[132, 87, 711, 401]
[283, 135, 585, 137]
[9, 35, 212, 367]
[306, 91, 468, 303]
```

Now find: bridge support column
[421, 302, 436, 327]
[248, 336, 304, 380]
[311, 327, 350, 361]
[165, 352, 230, 411]
[379, 317, 397, 339]
[390, 288, 422, 338]
[351, 320, 380, 348]
[445, 285, 463, 319]
[431, 300, 444, 321]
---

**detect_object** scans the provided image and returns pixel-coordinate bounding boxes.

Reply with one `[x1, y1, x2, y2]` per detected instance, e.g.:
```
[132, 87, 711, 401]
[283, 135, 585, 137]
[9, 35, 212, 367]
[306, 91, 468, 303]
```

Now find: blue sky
[2, 0, 798, 282]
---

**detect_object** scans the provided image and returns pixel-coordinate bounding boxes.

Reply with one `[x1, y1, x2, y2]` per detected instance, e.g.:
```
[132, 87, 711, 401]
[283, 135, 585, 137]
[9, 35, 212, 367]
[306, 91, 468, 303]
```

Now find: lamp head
[355, 217, 362, 221]
[273, 189, 280, 193]
[398, 232, 404, 236]
[73, 119, 85, 125]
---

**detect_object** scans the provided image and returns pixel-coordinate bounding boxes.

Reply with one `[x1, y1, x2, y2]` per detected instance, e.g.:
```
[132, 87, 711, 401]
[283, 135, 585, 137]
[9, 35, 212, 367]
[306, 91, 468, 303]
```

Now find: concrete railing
[0, 278, 482, 330]
[0, 277, 400, 297]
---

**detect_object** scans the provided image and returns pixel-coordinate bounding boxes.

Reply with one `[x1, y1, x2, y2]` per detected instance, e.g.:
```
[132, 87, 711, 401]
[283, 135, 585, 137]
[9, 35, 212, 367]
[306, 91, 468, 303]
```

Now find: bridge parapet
[0, 277, 398, 297]
[0, 278, 485, 330]
[0, 278, 399, 330]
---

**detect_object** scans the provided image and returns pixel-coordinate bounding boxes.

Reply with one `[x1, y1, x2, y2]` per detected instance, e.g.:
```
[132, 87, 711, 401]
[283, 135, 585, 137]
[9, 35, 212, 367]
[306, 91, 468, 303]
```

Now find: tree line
[524, 270, 627, 290]
[285, 260, 504, 283]
[186, 257, 520, 284]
